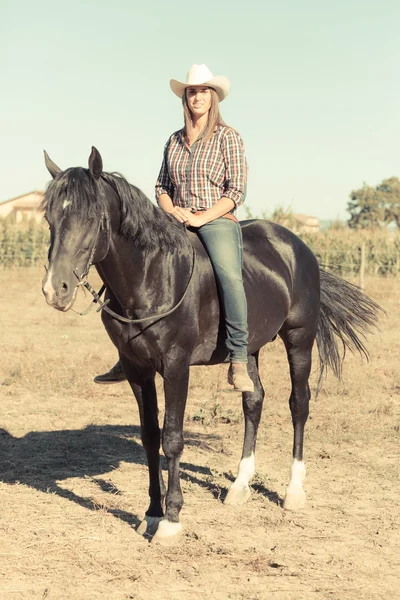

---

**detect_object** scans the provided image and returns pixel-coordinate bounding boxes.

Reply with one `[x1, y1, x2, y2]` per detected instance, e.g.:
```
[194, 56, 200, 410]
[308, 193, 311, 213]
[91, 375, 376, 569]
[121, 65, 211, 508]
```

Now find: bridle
[69, 210, 196, 324]
[70, 209, 109, 312]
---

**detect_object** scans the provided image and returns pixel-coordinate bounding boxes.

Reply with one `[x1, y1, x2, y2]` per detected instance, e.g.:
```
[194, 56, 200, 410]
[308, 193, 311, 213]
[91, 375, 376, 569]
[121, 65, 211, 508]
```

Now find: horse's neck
[95, 233, 189, 315]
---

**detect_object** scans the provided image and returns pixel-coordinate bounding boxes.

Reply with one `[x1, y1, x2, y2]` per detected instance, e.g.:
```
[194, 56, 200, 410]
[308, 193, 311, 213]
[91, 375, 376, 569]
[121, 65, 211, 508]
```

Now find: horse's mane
[41, 168, 186, 253]
[41, 167, 103, 219]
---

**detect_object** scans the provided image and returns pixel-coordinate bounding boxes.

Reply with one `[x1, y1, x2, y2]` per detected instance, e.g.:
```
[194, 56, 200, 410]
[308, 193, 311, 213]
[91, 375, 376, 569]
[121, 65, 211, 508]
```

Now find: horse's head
[42, 147, 110, 311]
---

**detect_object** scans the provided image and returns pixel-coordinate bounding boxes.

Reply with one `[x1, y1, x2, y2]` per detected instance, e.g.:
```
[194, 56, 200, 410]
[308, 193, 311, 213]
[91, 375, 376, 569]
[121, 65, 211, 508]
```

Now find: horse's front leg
[153, 363, 190, 546]
[120, 358, 165, 536]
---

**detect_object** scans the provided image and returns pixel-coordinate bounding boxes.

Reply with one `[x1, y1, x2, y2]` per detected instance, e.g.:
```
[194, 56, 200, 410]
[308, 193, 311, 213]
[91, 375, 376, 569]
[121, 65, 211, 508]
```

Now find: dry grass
[0, 269, 399, 599]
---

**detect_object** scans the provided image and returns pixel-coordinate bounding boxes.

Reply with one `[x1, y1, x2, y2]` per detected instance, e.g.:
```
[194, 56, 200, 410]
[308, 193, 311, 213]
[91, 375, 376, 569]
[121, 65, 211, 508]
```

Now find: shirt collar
[179, 125, 220, 147]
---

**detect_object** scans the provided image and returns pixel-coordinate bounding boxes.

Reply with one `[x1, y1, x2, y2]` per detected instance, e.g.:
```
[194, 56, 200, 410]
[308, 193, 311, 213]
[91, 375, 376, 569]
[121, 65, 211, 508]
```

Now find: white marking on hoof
[225, 453, 255, 506]
[236, 453, 255, 486]
[152, 519, 183, 546]
[136, 516, 162, 537]
[283, 489, 307, 511]
[225, 484, 251, 506]
[283, 459, 306, 511]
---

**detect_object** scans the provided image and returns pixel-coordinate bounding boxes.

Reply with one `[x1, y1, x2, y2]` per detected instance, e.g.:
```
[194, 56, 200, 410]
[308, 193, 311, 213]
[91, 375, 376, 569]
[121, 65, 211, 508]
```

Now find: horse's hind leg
[225, 351, 264, 506]
[280, 327, 314, 511]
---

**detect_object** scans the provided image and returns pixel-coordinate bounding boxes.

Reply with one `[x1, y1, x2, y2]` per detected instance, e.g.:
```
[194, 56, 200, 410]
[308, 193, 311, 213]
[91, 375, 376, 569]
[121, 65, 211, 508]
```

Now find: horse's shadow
[0, 424, 148, 527]
[0, 425, 281, 528]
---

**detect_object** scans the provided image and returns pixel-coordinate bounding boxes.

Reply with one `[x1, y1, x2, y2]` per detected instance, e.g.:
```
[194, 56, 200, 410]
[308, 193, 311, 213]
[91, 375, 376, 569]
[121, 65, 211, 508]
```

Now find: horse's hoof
[152, 519, 183, 546]
[224, 484, 251, 506]
[136, 516, 162, 537]
[283, 490, 306, 511]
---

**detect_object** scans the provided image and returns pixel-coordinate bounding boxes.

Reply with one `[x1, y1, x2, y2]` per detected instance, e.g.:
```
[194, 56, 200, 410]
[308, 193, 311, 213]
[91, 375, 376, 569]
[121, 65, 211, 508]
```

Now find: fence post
[359, 242, 366, 290]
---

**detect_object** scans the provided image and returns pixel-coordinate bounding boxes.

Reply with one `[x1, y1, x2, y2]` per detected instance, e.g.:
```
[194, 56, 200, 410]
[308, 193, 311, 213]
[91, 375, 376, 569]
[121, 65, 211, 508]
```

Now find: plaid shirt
[155, 126, 247, 211]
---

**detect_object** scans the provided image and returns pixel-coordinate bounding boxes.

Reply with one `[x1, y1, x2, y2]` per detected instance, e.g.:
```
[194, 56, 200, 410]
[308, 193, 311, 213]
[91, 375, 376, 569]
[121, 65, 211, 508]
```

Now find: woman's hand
[184, 213, 207, 228]
[168, 206, 192, 224]
[168, 207, 207, 227]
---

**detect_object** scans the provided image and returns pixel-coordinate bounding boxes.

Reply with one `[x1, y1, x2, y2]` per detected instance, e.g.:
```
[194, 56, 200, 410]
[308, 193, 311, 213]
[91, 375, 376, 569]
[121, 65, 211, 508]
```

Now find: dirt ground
[0, 268, 399, 600]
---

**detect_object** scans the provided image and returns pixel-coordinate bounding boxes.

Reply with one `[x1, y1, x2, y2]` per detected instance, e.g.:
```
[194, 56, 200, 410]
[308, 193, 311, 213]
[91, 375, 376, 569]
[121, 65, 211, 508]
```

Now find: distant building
[277, 212, 320, 233]
[0, 191, 44, 223]
[292, 213, 320, 233]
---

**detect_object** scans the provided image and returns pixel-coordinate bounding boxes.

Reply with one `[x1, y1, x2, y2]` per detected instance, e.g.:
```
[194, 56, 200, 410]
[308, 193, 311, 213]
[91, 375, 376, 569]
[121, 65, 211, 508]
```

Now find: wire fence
[1, 219, 400, 277]
[0, 221, 49, 267]
[300, 229, 400, 277]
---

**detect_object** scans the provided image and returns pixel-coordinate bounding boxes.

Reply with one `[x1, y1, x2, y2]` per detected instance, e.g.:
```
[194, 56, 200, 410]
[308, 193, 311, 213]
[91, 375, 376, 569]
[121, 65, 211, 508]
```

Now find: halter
[70, 212, 196, 324]
[70, 210, 109, 314]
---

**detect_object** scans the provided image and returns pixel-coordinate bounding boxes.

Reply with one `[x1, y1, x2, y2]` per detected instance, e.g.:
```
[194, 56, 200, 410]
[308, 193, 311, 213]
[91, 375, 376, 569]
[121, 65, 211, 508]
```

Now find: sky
[1, 0, 399, 221]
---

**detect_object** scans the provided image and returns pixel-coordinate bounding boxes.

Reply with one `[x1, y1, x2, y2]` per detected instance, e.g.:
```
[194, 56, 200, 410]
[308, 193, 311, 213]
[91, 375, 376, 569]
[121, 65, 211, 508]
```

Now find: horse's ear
[88, 146, 103, 180]
[44, 150, 62, 179]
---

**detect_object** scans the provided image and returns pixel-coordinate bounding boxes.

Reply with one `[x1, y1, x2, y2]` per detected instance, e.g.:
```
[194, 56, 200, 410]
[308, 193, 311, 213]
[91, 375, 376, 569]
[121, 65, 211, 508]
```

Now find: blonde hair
[182, 87, 227, 144]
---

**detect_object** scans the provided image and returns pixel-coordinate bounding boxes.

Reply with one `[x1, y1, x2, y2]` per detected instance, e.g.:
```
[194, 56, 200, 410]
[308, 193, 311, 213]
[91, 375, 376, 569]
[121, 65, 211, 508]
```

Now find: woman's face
[186, 86, 212, 119]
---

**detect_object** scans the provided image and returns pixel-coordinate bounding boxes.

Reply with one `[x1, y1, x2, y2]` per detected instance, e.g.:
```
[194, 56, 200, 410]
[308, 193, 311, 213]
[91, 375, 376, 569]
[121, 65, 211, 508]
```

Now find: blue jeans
[197, 217, 249, 363]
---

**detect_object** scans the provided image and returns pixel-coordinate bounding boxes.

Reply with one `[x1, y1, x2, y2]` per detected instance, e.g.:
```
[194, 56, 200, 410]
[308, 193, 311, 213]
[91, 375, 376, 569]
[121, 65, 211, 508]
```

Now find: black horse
[42, 147, 379, 544]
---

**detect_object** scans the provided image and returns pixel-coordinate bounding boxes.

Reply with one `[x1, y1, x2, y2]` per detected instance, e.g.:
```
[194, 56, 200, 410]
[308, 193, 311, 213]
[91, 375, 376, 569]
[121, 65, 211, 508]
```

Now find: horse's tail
[316, 268, 382, 383]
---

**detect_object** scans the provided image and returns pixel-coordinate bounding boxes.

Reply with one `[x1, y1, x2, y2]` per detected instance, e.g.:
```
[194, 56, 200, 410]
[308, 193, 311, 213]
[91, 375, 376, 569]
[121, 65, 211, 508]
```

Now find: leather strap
[221, 213, 239, 223]
[193, 211, 238, 223]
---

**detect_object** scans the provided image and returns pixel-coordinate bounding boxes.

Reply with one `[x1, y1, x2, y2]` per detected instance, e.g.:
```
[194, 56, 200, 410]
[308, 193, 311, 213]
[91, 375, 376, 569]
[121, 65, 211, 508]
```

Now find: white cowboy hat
[170, 64, 230, 102]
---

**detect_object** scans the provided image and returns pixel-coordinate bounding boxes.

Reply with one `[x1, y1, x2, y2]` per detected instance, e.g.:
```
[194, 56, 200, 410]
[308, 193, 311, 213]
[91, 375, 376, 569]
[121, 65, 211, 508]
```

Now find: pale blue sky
[1, 0, 399, 220]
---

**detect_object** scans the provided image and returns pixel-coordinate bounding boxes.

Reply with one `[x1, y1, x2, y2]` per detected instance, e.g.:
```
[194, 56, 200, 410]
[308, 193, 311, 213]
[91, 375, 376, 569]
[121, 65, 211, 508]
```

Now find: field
[0, 268, 399, 600]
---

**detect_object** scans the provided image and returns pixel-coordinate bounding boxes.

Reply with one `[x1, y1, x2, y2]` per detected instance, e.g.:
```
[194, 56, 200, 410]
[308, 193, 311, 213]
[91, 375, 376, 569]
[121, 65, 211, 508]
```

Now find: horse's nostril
[61, 282, 68, 295]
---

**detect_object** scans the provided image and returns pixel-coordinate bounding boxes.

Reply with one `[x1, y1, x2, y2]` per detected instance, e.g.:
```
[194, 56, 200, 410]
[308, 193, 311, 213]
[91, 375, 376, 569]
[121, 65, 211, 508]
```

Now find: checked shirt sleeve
[155, 139, 175, 201]
[221, 129, 248, 209]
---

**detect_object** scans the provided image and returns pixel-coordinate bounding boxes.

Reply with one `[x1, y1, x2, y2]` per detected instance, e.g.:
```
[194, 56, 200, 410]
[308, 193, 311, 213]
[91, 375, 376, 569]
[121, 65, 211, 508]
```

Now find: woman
[95, 64, 254, 392]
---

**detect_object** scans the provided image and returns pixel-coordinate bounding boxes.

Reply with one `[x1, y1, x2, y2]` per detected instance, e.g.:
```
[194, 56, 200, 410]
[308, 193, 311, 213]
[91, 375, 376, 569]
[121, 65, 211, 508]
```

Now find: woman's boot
[227, 363, 254, 393]
[94, 361, 126, 384]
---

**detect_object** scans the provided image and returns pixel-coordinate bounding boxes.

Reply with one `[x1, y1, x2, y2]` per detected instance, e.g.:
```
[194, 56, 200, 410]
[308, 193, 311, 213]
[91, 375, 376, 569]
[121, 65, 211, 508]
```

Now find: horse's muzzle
[42, 269, 78, 311]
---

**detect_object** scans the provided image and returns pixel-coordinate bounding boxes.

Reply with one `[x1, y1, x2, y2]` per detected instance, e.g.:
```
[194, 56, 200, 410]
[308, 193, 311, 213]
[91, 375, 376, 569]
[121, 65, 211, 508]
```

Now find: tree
[348, 177, 400, 229]
[377, 177, 400, 227]
[347, 184, 385, 229]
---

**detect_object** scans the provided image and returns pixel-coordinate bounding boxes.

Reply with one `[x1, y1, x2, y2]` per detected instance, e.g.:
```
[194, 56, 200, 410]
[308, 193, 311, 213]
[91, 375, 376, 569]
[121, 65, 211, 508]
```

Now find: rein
[71, 222, 196, 325]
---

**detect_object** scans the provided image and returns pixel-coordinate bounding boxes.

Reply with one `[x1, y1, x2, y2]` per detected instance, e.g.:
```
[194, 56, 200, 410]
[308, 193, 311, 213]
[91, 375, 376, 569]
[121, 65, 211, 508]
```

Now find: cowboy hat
[170, 64, 230, 102]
